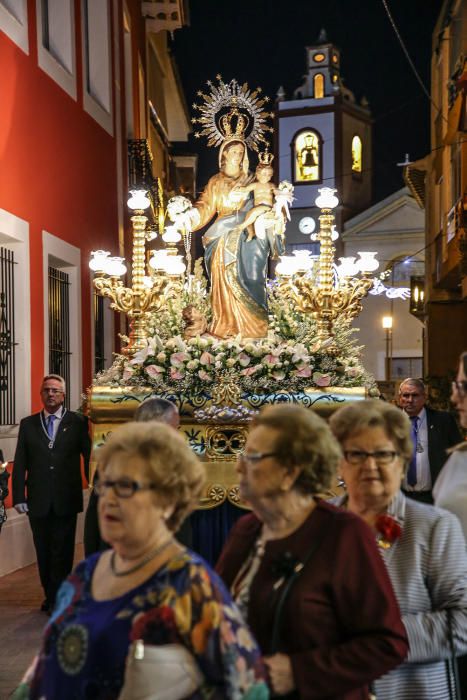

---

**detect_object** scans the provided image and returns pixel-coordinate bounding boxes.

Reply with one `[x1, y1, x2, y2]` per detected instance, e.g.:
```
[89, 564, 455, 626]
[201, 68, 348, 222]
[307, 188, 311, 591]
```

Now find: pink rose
[170, 367, 185, 380]
[294, 366, 312, 378]
[346, 367, 360, 377]
[271, 370, 285, 381]
[122, 367, 134, 381]
[264, 354, 280, 367]
[199, 351, 215, 366]
[170, 352, 190, 367]
[145, 364, 165, 377]
[313, 372, 331, 387]
[198, 369, 213, 381]
[240, 366, 259, 376]
[238, 352, 250, 367]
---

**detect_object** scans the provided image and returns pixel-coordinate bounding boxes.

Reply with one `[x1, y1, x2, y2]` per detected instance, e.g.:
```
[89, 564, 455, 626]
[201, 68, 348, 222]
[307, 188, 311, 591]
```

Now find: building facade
[405, 0, 467, 378]
[343, 188, 425, 383]
[0, 0, 192, 457]
[0, 0, 192, 573]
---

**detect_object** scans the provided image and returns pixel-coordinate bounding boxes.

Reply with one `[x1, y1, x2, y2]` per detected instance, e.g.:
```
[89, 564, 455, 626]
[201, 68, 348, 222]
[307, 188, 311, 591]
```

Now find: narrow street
[0, 546, 83, 699]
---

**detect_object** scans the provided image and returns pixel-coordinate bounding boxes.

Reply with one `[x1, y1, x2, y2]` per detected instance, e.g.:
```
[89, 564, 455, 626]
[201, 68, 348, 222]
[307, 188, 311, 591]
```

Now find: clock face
[299, 217, 316, 234]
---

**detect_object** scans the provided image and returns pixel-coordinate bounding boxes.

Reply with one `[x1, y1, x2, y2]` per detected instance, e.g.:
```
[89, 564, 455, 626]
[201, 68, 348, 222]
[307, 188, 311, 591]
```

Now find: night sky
[172, 0, 444, 203]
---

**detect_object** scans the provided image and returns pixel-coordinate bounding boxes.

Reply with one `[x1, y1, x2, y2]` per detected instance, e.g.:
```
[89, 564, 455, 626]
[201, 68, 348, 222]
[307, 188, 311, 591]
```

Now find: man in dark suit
[399, 377, 461, 503]
[12, 374, 91, 611]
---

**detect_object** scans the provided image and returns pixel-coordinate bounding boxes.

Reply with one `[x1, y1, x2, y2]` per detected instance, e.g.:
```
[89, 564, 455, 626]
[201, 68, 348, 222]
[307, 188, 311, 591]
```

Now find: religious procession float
[88, 76, 385, 510]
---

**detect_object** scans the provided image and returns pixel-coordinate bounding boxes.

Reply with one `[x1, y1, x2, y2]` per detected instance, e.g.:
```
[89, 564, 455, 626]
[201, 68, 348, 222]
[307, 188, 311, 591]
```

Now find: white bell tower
[275, 29, 373, 251]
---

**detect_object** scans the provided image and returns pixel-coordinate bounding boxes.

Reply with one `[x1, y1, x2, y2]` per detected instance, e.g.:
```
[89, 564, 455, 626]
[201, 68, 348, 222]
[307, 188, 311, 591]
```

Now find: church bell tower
[275, 30, 373, 251]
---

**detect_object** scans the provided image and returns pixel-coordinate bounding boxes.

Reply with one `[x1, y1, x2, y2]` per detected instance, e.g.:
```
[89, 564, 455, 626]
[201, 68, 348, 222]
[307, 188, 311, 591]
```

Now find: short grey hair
[41, 374, 66, 392]
[399, 378, 426, 395]
[134, 397, 178, 424]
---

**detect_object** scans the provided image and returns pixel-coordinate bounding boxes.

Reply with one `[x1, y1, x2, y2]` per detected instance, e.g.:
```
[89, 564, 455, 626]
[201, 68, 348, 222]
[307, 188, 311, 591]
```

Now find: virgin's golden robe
[192, 171, 278, 339]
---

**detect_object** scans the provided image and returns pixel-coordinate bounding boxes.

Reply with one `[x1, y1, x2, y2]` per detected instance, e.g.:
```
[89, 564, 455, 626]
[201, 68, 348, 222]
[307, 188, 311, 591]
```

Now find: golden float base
[87, 385, 364, 508]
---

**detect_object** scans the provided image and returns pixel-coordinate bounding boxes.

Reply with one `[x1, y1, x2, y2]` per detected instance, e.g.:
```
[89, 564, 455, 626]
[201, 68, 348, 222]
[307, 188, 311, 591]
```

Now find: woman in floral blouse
[14, 421, 268, 700]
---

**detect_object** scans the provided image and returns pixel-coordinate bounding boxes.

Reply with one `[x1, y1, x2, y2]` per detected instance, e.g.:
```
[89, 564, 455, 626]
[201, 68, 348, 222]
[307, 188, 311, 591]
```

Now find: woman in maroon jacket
[216, 404, 408, 700]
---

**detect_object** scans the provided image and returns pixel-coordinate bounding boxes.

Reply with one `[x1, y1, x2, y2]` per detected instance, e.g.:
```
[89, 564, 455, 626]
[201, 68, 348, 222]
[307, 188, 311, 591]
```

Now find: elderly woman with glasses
[15, 422, 269, 700]
[330, 399, 467, 700]
[216, 405, 408, 700]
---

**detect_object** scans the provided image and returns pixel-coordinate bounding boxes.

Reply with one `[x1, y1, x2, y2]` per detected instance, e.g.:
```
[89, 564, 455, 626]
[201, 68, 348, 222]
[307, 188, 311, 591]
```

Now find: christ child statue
[233, 157, 278, 241]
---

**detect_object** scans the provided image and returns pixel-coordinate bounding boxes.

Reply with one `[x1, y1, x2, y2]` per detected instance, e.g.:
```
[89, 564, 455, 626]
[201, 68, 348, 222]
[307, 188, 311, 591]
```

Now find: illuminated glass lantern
[351, 135, 362, 173]
[410, 275, 426, 319]
[295, 130, 320, 182]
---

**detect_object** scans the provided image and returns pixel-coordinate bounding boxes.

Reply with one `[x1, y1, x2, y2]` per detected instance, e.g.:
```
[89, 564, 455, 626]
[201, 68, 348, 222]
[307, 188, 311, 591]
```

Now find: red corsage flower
[130, 605, 179, 643]
[375, 514, 402, 549]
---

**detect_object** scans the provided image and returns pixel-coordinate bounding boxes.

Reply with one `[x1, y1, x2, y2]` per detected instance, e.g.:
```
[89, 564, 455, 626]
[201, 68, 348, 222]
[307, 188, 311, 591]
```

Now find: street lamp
[89, 189, 184, 357]
[382, 315, 393, 381]
[277, 187, 377, 346]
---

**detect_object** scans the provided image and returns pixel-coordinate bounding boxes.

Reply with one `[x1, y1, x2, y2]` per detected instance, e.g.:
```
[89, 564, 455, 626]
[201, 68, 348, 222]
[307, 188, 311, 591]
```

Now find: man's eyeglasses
[452, 380, 467, 397]
[399, 392, 423, 400]
[239, 451, 279, 465]
[42, 388, 64, 395]
[94, 478, 156, 499]
[344, 450, 400, 466]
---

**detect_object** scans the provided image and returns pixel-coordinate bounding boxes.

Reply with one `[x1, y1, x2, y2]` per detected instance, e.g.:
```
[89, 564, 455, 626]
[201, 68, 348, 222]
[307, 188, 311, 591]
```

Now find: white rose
[156, 352, 167, 363]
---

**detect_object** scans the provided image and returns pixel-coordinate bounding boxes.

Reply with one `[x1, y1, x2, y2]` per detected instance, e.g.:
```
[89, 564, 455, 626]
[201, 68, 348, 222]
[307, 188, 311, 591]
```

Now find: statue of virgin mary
[169, 78, 284, 340]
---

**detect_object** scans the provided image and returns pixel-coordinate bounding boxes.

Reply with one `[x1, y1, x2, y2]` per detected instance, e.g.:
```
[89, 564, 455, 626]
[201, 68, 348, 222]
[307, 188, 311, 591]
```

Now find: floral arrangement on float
[94, 259, 378, 397]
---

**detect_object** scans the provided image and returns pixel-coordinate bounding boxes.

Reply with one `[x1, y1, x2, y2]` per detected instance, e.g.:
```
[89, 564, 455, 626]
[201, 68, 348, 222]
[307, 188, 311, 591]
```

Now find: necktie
[46, 414, 56, 439]
[407, 416, 419, 486]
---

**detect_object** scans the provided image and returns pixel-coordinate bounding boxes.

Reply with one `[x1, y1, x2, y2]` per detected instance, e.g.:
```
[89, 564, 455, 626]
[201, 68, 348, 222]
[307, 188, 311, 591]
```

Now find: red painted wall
[0, 0, 121, 408]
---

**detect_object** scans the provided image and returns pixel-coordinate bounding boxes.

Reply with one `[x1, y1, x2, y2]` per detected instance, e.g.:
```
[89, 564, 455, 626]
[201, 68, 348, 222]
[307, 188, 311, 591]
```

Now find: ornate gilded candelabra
[89, 191, 184, 357]
[277, 187, 378, 346]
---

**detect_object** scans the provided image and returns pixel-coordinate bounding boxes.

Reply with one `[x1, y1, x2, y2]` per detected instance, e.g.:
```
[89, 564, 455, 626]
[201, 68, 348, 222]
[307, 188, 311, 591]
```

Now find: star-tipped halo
[192, 76, 274, 152]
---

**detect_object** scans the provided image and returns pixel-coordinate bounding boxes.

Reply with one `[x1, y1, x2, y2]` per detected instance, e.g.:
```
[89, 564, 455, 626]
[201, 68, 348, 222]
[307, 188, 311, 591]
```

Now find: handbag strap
[270, 526, 328, 655]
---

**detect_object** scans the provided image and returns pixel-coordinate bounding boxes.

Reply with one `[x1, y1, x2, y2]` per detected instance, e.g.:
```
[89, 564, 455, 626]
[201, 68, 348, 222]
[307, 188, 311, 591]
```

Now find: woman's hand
[264, 653, 296, 695]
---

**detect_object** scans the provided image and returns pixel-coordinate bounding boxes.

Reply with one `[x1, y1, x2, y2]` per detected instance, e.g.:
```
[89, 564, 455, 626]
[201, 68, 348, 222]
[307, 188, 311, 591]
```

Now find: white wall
[0, 491, 89, 576]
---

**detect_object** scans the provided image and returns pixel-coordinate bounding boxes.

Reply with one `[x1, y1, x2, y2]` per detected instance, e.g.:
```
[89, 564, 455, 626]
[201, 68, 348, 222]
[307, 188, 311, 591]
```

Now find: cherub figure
[182, 304, 208, 338]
